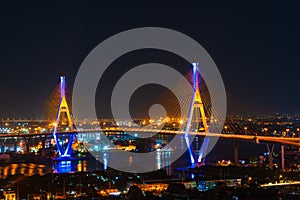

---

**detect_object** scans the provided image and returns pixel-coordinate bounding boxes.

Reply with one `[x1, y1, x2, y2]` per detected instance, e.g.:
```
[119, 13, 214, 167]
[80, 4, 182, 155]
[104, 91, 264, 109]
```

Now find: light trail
[1, 127, 300, 146]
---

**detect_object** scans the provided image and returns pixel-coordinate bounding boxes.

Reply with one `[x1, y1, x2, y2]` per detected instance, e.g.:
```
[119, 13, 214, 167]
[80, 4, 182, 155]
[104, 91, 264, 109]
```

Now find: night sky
[0, 2, 299, 118]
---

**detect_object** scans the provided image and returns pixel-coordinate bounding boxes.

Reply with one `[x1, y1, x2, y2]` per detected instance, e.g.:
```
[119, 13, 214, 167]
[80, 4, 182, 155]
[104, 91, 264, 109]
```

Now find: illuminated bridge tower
[53, 75, 76, 157]
[185, 62, 209, 166]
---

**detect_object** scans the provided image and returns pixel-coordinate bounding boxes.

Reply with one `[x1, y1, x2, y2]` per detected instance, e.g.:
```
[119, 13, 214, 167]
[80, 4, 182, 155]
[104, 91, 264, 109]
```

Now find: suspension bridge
[0, 62, 298, 171]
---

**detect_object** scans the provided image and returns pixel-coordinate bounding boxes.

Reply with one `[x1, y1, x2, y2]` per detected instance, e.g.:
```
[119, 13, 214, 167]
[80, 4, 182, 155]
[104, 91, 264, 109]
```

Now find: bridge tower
[185, 62, 209, 166]
[53, 75, 76, 157]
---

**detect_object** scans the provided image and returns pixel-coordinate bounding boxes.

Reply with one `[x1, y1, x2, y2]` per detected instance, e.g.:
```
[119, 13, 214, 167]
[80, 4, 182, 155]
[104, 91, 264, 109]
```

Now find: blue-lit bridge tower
[185, 62, 209, 166]
[53, 76, 76, 157]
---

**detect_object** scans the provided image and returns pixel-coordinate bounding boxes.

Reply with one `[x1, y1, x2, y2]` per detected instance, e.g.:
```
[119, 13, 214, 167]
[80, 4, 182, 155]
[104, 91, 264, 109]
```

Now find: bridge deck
[0, 128, 299, 146]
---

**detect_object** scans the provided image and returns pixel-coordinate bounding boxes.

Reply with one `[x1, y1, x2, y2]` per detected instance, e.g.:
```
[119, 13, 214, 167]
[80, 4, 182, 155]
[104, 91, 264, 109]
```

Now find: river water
[0, 132, 276, 178]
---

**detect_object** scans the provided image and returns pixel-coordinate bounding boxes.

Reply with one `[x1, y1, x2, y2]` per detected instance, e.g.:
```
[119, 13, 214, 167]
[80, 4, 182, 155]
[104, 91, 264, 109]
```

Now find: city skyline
[1, 2, 300, 199]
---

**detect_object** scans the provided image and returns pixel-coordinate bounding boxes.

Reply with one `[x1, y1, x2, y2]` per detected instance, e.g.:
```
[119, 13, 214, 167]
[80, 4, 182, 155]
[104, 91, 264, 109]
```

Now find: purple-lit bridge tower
[53, 76, 76, 157]
[185, 62, 209, 166]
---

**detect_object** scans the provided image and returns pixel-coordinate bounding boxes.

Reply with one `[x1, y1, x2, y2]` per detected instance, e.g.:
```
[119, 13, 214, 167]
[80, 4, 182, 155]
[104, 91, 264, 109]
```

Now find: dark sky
[0, 2, 299, 118]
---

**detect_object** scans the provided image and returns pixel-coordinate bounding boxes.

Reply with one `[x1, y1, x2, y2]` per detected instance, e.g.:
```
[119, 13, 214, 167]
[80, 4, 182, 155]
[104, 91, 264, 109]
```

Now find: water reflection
[0, 163, 49, 179]
[0, 135, 273, 178]
[103, 153, 108, 170]
[0, 160, 89, 178]
[80, 132, 190, 172]
[53, 160, 87, 173]
[90, 148, 176, 173]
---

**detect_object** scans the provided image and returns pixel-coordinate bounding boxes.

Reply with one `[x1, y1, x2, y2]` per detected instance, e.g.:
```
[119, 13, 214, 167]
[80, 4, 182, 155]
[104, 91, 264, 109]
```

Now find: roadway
[0, 127, 300, 146]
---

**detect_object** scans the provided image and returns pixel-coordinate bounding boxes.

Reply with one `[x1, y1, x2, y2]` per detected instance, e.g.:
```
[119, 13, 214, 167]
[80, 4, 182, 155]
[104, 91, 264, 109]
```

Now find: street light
[248, 176, 252, 185]
[262, 128, 268, 135]
[286, 128, 290, 137]
[244, 127, 248, 134]
[224, 126, 228, 133]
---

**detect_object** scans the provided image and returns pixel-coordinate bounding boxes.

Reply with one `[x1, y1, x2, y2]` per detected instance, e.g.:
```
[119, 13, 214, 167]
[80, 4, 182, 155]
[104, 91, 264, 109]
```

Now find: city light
[0, 3, 299, 199]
